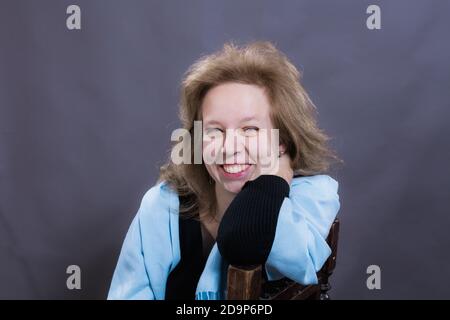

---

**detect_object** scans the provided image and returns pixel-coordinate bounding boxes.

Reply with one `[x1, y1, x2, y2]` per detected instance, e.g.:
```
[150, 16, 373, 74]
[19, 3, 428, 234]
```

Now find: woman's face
[201, 82, 281, 195]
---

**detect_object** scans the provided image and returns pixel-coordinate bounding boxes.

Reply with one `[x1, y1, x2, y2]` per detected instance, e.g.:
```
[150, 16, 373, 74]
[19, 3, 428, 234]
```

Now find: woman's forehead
[202, 83, 271, 125]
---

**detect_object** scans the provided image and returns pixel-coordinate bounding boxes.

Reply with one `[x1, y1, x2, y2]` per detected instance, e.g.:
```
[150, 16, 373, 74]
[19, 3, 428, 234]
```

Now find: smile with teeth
[221, 164, 250, 174]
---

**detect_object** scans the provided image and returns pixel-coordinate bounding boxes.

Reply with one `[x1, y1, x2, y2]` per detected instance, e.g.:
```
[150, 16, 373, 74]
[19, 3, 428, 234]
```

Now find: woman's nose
[222, 129, 245, 159]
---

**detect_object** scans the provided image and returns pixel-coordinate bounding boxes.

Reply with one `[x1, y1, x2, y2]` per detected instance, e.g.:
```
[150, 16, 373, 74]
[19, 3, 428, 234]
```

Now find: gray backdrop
[1, 0, 449, 299]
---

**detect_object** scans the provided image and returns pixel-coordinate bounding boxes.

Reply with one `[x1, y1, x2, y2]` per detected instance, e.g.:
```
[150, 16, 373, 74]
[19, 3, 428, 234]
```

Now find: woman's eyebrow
[240, 116, 259, 123]
[203, 119, 222, 127]
[203, 116, 258, 127]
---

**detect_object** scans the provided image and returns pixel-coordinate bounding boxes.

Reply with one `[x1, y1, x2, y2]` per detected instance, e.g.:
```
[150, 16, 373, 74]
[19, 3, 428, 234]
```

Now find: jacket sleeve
[216, 175, 290, 265]
[264, 175, 340, 285]
[107, 208, 155, 300]
[107, 182, 177, 300]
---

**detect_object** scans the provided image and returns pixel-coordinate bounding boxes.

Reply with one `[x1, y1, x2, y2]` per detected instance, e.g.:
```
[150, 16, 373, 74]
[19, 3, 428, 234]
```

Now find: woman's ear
[278, 143, 287, 157]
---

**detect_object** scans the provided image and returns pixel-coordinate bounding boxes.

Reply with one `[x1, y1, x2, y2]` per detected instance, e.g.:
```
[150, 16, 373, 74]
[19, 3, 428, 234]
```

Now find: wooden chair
[226, 219, 340, 300]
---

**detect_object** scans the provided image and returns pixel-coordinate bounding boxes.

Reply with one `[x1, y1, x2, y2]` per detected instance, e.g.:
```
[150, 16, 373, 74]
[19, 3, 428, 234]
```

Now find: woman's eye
[205, 128, 224, 137]
[242, 127, 259, 136]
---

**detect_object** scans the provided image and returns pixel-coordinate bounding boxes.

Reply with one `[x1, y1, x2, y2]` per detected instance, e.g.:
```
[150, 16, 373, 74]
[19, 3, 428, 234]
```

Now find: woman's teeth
[222, 164, 250, 174]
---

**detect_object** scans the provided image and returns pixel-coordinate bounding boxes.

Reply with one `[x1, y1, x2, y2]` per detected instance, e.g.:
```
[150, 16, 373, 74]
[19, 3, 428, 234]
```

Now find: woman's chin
[222, 180, 247, 194]
[211, 164, 257, 194]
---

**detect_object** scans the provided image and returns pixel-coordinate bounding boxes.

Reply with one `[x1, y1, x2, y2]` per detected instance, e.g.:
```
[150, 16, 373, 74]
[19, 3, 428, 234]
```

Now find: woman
[108, 41, 341, 300]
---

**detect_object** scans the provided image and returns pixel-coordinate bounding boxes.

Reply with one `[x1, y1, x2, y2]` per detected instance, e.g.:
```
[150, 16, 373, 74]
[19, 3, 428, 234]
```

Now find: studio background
[1, 0, 449, 299]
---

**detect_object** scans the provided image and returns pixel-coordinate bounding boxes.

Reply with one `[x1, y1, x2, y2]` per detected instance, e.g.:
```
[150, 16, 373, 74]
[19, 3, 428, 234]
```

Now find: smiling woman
[107, 41, 341, 300]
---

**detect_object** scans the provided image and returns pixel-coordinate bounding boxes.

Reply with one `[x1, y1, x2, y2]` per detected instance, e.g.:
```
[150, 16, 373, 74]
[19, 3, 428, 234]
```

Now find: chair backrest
[226, 219, 340, 300]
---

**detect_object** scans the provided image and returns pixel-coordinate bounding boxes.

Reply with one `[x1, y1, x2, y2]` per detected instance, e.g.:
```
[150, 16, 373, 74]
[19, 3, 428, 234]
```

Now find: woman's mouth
[219, 164, 252, 179]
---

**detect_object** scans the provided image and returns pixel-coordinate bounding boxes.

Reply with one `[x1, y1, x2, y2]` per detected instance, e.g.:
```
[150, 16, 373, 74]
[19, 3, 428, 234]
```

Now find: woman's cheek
[246, 138, 260, 165]
[203, 137, 223, 165]
[203, 164, 218, 185]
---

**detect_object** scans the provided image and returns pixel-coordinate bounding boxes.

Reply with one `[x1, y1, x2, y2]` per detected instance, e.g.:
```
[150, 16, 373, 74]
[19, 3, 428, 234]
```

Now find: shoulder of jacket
[138, 180, 180, 222]
[291, 174, 339, 197]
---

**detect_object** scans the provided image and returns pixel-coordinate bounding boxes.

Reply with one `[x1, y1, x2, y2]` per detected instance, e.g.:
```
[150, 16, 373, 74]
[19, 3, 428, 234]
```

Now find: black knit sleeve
[216, 175, 290, 266]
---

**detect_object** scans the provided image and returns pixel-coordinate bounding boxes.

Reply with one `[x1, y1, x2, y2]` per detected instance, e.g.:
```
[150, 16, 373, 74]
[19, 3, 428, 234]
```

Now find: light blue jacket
[107, 175, 340, 300]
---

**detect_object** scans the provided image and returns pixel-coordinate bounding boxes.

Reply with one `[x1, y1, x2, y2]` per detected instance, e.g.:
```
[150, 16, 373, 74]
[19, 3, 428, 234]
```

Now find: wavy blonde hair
[159, 41, 340, 220]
